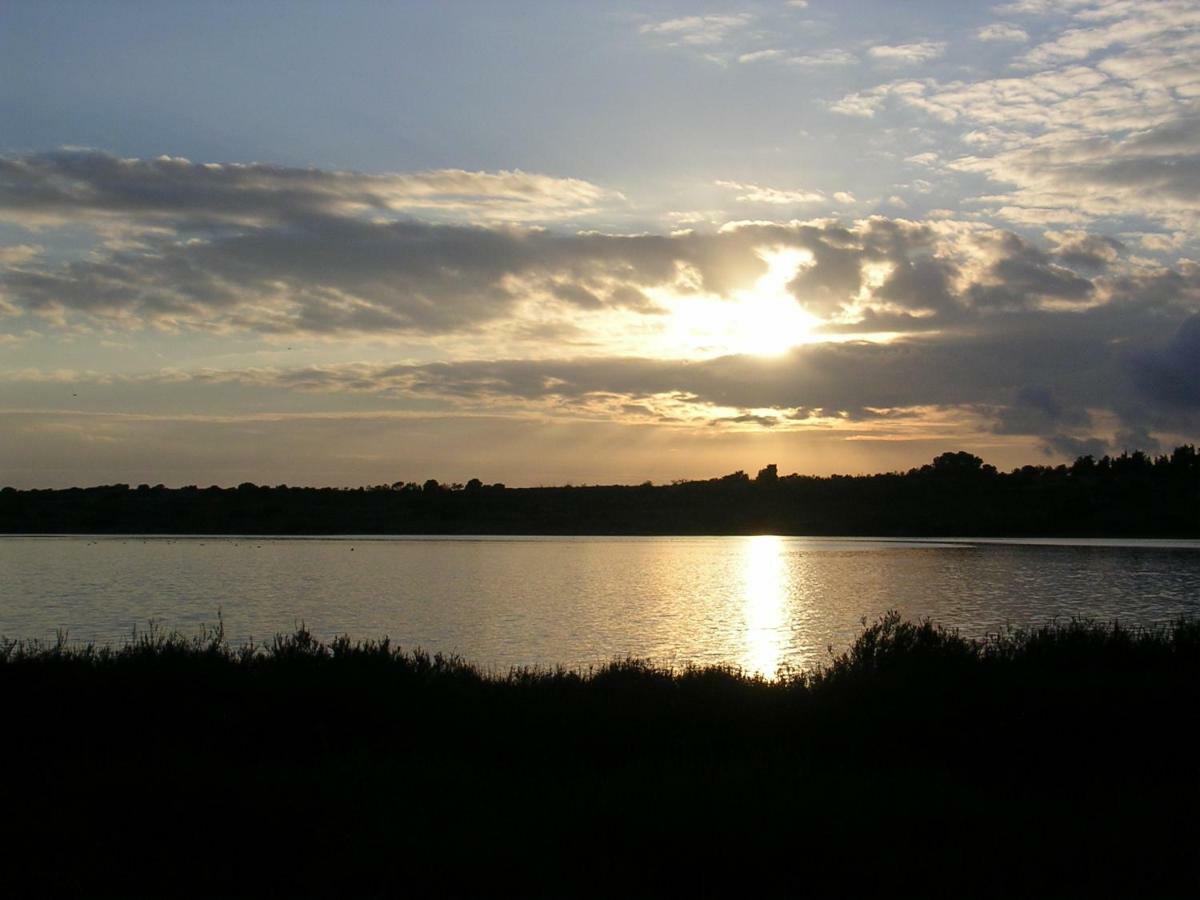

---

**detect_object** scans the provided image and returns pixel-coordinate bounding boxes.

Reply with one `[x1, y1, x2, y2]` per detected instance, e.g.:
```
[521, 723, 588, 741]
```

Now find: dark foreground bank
[2, 614, 1198, 898]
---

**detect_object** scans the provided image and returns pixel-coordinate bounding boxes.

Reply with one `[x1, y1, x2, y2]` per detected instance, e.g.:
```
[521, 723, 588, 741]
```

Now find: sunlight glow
[657, 247, 820, 358]
[742, 534, 790, 677]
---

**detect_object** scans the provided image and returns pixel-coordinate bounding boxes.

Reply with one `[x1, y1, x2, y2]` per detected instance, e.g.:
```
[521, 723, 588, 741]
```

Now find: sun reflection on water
[742, 535, 790, 678]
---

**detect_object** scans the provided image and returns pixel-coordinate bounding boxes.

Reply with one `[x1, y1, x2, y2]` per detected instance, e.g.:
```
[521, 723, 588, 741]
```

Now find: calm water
[3, 535, 1199, 675]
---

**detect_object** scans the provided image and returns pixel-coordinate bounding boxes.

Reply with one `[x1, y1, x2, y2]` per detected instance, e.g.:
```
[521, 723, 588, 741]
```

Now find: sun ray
[654, 247, 820, 358]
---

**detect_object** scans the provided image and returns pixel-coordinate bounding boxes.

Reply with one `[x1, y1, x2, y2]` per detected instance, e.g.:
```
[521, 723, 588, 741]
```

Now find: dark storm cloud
[1044, 434, 1110, 460]
[1130, 314, 1200, 412]
[1114, 426, 1162, 454]
[993, 386, 1092, 436]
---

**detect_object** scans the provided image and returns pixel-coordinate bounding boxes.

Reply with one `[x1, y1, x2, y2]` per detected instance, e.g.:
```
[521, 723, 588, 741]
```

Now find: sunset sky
[2, 0, 1198, 487]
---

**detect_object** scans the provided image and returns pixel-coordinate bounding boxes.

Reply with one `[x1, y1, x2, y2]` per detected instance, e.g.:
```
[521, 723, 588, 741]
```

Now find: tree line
[2, 446, 1197, 536]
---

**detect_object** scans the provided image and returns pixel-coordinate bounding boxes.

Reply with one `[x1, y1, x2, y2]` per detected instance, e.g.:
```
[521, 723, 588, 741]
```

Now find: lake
[3, 534, 1199, 675]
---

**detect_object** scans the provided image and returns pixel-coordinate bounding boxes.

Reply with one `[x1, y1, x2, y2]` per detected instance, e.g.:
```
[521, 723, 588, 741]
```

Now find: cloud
[2, 146, 1198, 460]
[1045, 231, 1124, 269]
[1131, 314, 1200, 411]
[905, 152, 939, 166]
[1138, 232, 1188, 252]
[715, 181, 826, 204]
[833, 2, 1200, 231]
[993, 385, 1091, 435]
[785, 49, 857, 68]
[639, 10, 853, 70]
[991, 0, 1092, 14]
[1, 171, 815, 335]
[1044, 433, 1110, 459]
[829, 85, 893, 117]
[11, 222, 1194, 436]
[0, 244, 42, 264]
[1012, 2, 1200, 69]
[639, 14, 752, 47]
[976, 23, 1029, 42]
[1, 217, 689, 334]
[0, 150, 614, 229]
[738, 49, 785, 64]
[17, 282, 1194, 448]
[2, 161, 1195, 360]
[868, 42, 947, 64]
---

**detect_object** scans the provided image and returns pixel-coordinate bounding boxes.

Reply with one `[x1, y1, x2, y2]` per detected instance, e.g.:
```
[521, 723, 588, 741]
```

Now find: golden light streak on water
[741, 534, 790, 677]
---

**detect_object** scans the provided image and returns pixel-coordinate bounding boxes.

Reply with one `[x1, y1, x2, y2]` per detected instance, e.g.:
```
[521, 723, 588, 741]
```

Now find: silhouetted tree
[756, 464, 778, 483]
[2, 447, 1197, 537]
[930, 451, 986, 475]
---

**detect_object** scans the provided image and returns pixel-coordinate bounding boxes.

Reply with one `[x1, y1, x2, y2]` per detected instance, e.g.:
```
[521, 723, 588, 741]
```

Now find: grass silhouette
[2, 613, 1197, 897]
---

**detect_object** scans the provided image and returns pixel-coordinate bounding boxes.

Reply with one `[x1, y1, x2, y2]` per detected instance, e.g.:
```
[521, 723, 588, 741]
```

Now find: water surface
[3, 535, 1198, 675]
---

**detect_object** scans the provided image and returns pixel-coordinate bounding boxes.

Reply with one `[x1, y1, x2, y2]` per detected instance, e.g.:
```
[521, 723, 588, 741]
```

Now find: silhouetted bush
[1, 614, 1197, 896]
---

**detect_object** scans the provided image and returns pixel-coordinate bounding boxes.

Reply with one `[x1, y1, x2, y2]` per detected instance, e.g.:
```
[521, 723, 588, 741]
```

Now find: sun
[657, 247, 820, 357]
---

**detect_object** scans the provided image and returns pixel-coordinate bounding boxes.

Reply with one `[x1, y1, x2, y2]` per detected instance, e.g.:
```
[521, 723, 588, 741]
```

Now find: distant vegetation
[3, 614, 1197, 896]
[3, 445, 1199, 536]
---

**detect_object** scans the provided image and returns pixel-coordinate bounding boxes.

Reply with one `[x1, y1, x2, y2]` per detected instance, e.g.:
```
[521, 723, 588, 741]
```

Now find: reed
[2, 612, 1197, 897]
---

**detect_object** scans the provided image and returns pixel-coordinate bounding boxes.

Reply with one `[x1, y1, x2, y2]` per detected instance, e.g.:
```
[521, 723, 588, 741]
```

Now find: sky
[1, 0, 1198, 487]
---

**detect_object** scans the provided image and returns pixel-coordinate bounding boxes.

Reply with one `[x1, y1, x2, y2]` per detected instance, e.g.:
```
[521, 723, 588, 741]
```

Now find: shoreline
[5, 531, 1200, 548]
